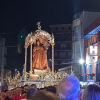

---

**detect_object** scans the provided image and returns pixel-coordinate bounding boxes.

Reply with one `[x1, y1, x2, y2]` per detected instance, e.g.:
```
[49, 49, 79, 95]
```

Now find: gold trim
[30, 71, 33, 74]
[51, 43, 55, 46]
[30, 42, 33, 45]
[24, 45, 28, 49]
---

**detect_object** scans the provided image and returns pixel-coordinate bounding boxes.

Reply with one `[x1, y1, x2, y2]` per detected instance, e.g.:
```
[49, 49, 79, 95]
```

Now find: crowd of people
[0, 75, 100, 100]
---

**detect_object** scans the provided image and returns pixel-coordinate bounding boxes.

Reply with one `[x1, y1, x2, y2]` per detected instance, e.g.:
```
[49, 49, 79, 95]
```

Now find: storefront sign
[90, 46, 98, 55]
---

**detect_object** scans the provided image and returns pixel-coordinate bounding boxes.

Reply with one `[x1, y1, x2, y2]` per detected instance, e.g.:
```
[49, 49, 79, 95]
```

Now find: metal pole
[24, 48, 27, 80]
[51, 43, 55, 72]
[30, 44, 32, 71]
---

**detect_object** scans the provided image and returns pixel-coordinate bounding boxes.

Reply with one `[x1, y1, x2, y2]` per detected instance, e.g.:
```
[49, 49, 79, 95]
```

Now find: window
[68, 52, 71, 56]
[61, 61, 66, 64]
[60, 43, 66, 49]
[55, 27, 58, 31]
[59, 52, 66, 59]
[54, 52, 58, 57]
[55, 43, 59, 49]
[67, 52, 71, 59]
[67, 44, 71, 49]
[55, 61, 58, 65]
[62, 27, 65, 30]
[68, 27, 72, 30]
[62, 35, 68, 41]
[47, 51, 50, 56]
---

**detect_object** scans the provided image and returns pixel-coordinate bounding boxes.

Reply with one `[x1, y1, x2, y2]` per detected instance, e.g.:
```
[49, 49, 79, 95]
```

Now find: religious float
[7, 22, 68, 90]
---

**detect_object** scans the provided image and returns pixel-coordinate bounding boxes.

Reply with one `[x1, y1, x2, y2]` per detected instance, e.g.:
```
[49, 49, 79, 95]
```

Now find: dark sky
[1, 0, 100, 33]
[0, 0, 74, 33]
[0, 0, 100, 74]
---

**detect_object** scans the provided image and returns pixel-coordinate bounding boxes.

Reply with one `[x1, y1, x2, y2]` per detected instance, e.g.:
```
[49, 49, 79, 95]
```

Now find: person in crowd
[10, 89, 14, 99]
[44, 87, 47, 91]
[20, 86, 24, 96]
[28, 91, 58, 100]
[13, 86, 24, 100]
[58, 75, 81, 100]
[4, 96, 14, 100]
[1, 91, 6, 99]
[14, 87, 22, 100]
[27, 87, 37, 99]
[0, 90, 3, 100]
[20, 85, 29, 100]
[24, 85, 30, 93]
[39, 88, 44, 91]
[82, 84, 100, 100]
[6, 90, 10, 97]
[46, 86, 56, 94]
[54, 85, 59, 97]
[31, 84, 37, 91]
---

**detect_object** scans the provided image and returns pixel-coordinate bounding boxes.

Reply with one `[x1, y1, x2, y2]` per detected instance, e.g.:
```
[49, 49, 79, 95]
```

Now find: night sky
[0, 0, 100, 74]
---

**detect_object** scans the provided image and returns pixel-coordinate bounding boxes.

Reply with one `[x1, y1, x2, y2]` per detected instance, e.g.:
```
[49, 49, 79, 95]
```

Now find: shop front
[84, 45, 100, 82]
[83, 17, 100, 82]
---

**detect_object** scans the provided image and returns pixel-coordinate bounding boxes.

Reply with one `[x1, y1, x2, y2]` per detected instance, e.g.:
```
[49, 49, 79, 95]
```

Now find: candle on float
[52, 34, 54, 43]
[52, 38, 54, 43]
[30, 37, 33, 43]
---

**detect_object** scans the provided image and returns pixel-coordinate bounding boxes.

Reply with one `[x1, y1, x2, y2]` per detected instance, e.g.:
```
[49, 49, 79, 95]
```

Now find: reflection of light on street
[79, 59, 84, 64]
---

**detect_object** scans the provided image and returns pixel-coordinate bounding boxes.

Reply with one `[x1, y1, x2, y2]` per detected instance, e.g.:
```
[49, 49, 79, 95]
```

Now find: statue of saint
[32, 39, 49, 70]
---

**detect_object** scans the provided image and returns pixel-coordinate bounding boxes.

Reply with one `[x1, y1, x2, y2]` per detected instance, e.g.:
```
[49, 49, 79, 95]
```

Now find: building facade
[72, 13, 81, 78]
[0, 38, 7, 81]
[50, 24, 72, 71]
[83, 17, 100, 82]
[72, 10, 100, 81]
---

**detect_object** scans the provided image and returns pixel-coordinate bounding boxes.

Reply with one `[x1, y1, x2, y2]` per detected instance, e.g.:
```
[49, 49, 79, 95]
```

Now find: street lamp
[79, 59, 84, 64]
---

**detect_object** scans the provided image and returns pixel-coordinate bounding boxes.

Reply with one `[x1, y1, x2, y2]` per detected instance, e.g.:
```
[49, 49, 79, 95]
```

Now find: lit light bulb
[79, 59, 84, 64]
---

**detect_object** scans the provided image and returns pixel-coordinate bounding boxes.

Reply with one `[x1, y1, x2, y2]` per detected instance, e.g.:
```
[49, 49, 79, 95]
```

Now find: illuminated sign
[90, 46, 98, 55]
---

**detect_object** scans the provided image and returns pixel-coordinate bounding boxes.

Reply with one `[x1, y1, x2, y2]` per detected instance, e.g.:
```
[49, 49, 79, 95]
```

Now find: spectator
[46, 86, 56, 94]
[1, 91, 6, 99]
[58, 75, 81, 100]
[27, 88, 36, 99]
[39, 88, 44, 91]
[4, 96, 14, 100]
[44, 87, 47, 91]
[20, 86, 24, 95]
[83, 84, 100, 100]
[54, 85, 59, 97]
[28, 91, 58, 100]
[24, 85, 30, 93]
[31, 84, 37, 91]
